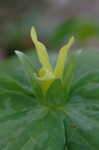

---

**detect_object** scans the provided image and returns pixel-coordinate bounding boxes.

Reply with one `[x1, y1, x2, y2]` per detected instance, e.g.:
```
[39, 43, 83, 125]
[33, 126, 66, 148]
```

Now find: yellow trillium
[31, 27, 75, 92]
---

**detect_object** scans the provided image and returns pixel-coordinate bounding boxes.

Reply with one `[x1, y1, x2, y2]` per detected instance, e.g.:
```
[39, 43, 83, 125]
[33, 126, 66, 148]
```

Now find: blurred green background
[0, 0, 99, 60]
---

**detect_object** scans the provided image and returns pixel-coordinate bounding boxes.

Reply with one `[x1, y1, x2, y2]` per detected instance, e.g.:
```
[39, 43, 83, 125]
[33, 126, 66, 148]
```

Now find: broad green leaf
[64, 70, 99, 150]
[0, 91, 65, 150]
[65, 99, 99, 149]
[62, 49, 99, 149]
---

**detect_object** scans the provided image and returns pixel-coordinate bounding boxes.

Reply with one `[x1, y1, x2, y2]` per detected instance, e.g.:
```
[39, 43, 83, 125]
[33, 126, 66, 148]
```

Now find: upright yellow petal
[54, 37, 75, 78]
[31, 27, 38, 43]
[31, 27, 52, 72]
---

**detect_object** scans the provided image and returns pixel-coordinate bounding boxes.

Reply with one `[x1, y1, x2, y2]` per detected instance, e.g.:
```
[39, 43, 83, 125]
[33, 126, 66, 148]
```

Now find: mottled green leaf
[64, 73, 99, 149]
[0, 91, 65, 150]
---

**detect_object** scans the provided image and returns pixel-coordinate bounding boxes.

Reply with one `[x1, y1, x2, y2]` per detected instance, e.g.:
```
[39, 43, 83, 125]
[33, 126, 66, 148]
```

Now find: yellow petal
[31, 27, 52, 72]
[31, 26, 38, 43]
[54, 37, 75, 78]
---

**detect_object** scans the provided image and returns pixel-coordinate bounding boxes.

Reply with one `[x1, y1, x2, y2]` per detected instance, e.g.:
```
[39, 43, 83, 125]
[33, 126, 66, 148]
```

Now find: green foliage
[51, 19, 99, 47]
[0, 49, 99, 149]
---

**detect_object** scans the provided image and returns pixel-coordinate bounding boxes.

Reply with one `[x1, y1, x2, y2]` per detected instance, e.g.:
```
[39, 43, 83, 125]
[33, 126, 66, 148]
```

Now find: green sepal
[0, 90, 65, 150]
[44, 79, 66, 108]
[15, 51, 43, 100]
[0, 75, 32, 96]
[63, 55, 76, 100]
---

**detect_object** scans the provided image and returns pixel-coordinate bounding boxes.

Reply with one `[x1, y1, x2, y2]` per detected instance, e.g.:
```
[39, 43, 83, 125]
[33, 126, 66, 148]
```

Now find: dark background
[0, 0, 99, 60]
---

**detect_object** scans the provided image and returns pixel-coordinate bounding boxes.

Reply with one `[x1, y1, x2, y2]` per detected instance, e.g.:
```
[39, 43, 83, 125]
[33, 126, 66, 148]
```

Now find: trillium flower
[15, 27, 75, 97]
[31, 27, 75, 92]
